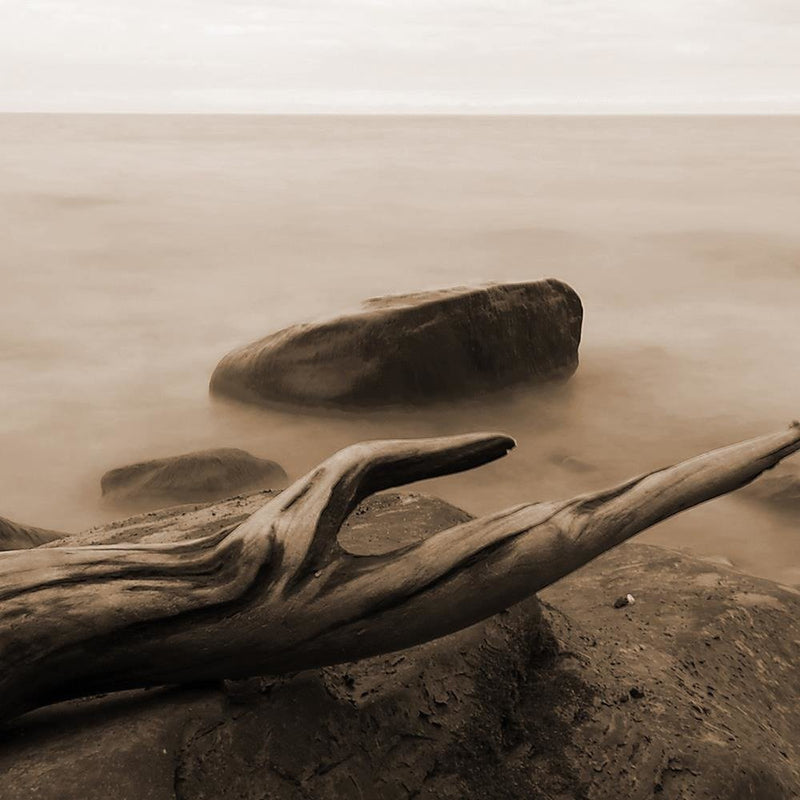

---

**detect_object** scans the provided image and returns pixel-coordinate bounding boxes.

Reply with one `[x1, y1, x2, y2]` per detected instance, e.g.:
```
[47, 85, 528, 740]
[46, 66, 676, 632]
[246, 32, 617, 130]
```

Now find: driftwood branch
[2, 423, 799, 722]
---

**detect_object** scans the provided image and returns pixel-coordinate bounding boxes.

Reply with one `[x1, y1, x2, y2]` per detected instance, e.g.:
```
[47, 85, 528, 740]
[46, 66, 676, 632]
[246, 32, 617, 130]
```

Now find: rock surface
[209, 279, 583, 409]
[0, 514, 64, 551]
[2, 492, 799, 799]
[100, 447, 288, 510]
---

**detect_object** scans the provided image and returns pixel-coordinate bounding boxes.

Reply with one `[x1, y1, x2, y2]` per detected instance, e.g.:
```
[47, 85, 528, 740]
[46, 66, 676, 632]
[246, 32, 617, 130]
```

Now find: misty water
[1, 114, 798, 585]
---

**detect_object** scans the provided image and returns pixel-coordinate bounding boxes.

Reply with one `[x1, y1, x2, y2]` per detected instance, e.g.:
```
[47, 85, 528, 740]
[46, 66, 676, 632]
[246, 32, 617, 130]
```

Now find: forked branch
[1, 423, 799, 722]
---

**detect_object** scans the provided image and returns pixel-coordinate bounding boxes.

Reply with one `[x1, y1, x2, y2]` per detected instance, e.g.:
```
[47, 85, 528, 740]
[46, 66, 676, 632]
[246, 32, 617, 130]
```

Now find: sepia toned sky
[1, 0, 799, 112]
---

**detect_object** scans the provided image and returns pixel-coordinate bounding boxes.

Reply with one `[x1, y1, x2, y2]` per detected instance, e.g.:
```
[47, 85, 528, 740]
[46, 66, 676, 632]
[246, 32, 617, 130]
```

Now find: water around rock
[742, 463, 800, 515]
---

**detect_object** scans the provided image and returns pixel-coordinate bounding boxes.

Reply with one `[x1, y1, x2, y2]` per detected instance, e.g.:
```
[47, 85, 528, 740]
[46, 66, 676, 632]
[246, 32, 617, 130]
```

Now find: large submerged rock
[3, 491, 799, 799]
[0, 515, 63, 551]
[100, 447, 287, 510]
[210, 279, 583, 409]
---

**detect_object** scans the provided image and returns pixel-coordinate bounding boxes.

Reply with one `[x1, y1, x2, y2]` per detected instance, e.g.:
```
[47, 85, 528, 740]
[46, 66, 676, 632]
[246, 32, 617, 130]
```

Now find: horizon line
[2, 109, 800, 117]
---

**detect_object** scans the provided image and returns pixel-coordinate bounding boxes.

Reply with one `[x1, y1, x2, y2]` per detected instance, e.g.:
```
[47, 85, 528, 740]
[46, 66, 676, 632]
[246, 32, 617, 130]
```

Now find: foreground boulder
[0, 515, 63, 551]
[210, 279, 583, 408]
[2, 491, 798, 799]
[100, 447, 287, 509]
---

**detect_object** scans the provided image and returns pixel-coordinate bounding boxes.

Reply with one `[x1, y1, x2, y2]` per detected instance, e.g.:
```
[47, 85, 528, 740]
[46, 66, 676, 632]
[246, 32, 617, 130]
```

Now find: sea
[1, 114, 798, 585]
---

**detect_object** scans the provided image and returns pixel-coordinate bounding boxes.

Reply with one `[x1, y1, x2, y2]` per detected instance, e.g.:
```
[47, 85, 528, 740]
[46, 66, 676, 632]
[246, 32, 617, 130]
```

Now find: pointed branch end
[419, 431, 517, 477]
[470, 432, 517, 458]
[350, 431, 517, 496]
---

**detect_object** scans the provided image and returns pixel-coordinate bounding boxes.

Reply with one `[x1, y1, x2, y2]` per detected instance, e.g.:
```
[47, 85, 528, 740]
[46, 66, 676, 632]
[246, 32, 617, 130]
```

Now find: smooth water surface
[1, 114, 798, 583]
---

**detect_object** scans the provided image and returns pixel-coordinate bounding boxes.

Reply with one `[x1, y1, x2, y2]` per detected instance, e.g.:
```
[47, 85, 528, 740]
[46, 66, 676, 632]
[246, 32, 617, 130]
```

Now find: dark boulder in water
[209, 279, 583, 409]
[101, 448, 288, 509]
[0, 515, 63, 551]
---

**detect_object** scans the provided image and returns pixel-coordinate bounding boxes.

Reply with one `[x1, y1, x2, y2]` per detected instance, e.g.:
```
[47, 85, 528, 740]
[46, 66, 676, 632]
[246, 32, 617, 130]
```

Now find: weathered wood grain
[1, 423, 799, 722]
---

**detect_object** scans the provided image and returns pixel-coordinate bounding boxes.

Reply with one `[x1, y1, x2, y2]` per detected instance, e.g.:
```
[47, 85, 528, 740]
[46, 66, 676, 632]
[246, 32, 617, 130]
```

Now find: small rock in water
[740, 463, 800, 514]
[0, 515, 65, 551]
[549, 453, 596, 474]
[100, 447, 288, 510]
[613, 593, 636, 609]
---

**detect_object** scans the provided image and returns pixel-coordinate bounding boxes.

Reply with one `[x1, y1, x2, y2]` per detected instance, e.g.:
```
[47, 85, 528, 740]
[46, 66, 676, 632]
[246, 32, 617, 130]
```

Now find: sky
[1, 0, 799, 113]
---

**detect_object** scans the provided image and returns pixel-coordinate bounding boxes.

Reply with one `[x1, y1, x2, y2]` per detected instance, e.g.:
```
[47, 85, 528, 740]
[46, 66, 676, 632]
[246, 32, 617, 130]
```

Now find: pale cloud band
[1, 0, 798, 112]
